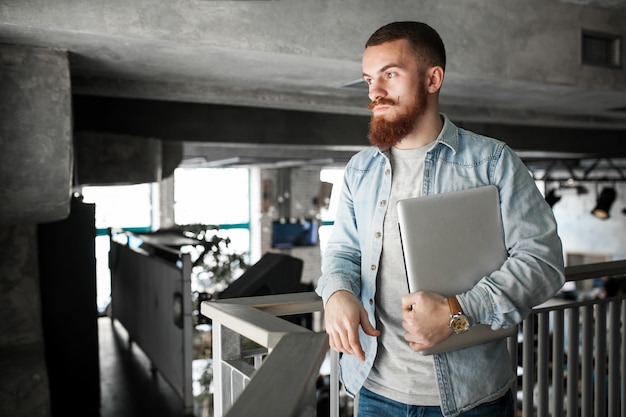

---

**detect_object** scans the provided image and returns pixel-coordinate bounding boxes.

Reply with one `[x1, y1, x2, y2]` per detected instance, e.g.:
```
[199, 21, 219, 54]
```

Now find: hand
[324, 290, 380, 361]
[401, 291, 452, 352]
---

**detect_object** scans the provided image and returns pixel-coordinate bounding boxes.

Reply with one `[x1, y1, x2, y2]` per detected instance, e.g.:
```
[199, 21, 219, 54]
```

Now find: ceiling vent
[581, 29, 622, 68]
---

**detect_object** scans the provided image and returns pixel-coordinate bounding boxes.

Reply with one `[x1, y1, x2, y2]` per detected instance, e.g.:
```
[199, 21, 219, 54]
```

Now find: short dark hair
[365, 21, 446, 70]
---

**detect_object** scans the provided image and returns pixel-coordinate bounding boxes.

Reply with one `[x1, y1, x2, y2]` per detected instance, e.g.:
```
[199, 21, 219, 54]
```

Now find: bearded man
[316, 21, 565, 417]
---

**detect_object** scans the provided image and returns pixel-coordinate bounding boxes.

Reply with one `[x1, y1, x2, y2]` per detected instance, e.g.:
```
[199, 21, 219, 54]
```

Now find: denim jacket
[316, 114, 565, 417]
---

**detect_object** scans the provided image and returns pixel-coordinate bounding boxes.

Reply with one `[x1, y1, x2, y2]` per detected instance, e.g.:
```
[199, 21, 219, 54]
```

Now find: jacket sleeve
[315, 165, 363, 306]
[459, 145, 565, 329]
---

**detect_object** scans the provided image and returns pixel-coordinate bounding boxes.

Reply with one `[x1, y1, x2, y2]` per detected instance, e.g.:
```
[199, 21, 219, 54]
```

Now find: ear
[426, 66, 444, 94]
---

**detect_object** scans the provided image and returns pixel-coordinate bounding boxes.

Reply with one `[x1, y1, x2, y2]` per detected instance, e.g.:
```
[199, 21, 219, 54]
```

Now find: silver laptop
[397, 185, 517, 355]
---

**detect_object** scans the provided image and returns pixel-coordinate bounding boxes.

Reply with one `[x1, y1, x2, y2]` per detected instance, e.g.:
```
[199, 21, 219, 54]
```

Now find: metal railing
[201, 292, 328, 417]
[201, 259, 626, 417]
[517, 259, 626, 417]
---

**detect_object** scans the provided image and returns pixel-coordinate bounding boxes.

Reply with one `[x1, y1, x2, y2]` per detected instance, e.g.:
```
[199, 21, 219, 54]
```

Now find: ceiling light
[575, 185, 589, 195]
[591, 187, 617, 219]
[545, 189, 561, 208]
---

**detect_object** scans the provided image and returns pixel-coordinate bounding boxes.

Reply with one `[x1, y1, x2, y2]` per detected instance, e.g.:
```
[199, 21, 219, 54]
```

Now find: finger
[404, 330, 418, 343]
[410, 340, 435, 353]
[360, 310, 381, 337]
[328, 332, 342, 352]
[402, 318, 412, 331]
[328, 323, 353, 356]
[409, 341, 424, 352]
[401, 293, 418, 311]
[402, 306, 415, 321]
[402, 315, 418, 334]
[345, 327, 365, 361]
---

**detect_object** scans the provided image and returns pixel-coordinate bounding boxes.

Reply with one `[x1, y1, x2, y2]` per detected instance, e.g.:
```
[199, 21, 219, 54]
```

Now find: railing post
[581, 305, 593, 417]
[181, 253, 195, 415]
[212, 322, 243, 417]
[594, 303, 607, 417]
[537, 312, 549, 417]
[552, 309, 565, 417]
[522, 316, 535, 417]
[330, 349, 339, 417]
[608, 300, 620, 417]
[566, 307, 579, 416]
[622, 301, 626, 417]
[506, 333, 518, 411]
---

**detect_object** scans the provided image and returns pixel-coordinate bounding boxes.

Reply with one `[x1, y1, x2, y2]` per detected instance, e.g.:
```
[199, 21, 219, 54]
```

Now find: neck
[394, 111, 443, 150]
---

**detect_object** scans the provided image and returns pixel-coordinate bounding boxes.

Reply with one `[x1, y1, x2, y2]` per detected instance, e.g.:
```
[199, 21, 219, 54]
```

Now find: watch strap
[447, 296, 463, 315]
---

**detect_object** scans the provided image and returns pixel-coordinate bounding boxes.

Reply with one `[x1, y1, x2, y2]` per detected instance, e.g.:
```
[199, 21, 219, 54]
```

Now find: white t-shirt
[363, 142, 440, 406]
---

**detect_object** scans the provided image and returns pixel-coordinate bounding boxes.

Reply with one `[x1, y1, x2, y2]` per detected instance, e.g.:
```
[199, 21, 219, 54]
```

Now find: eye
[364, 77, 373, 86]
[386, 72, 397, 80]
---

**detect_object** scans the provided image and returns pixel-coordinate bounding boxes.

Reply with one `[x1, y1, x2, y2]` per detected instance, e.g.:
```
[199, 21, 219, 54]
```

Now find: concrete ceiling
[2, 0, 626, 173]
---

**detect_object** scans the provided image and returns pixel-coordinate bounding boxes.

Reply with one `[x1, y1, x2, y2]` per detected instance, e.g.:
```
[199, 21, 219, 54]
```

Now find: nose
[368, 81, 386, 102]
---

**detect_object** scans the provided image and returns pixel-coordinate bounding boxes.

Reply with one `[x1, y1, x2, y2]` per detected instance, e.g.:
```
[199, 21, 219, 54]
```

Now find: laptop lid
[397, 185, 516, 355]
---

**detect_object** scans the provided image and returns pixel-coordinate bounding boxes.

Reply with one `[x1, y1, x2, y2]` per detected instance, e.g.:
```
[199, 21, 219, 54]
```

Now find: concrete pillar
[0, 44, 72, 224]
[0, 43, 73, 417]
[0, 224, 51, 416]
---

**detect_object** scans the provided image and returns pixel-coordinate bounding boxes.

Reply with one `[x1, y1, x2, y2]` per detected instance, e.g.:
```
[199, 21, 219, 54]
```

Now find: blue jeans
[357, 387, 514, 417]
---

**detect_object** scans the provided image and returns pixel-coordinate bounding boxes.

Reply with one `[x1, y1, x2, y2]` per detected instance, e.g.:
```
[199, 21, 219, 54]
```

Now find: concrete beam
[73, 95, 626, 160]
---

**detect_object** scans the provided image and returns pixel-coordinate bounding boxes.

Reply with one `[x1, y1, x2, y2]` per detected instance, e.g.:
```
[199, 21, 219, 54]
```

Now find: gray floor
[98, 317, 196, 417]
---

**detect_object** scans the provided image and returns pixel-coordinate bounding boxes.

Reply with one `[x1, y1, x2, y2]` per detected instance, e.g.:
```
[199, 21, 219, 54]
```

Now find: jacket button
[375, 232, 381, 238]
[379, 200, 387, 207]
[369, 299, 374, 305]
[370, 264, 376, 271]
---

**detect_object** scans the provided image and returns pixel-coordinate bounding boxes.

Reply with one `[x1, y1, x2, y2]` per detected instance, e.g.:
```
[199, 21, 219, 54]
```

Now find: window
[174, 167, 251, 255]
[81, 183, 155, 315]
[174, 167, 249, 226]
[82, 183, 154, 231]
[581, 29, 622, 68]
[318, 168, 344, 253]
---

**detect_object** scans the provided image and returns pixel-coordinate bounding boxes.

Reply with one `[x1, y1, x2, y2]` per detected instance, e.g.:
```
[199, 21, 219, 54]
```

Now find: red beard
[367, 86, 428, 149]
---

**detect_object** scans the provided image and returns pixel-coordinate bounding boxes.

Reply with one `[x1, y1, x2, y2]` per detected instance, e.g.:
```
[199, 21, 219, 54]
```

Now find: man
[315, 21, 565, 417]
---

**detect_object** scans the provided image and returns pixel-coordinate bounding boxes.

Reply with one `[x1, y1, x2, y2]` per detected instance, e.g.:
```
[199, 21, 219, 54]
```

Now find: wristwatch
[448, 296, 470, 334]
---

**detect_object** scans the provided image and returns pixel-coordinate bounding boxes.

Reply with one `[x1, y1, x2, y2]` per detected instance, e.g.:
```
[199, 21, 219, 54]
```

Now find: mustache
[367, 98, 396, 110]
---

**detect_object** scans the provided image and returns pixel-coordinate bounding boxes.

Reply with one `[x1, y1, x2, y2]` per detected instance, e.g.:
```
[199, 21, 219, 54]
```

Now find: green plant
[170, 224, 249, 295]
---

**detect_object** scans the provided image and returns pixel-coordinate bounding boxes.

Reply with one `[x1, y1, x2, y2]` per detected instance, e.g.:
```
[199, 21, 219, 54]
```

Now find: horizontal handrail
[564, 259, 626, 282]
[211, 291, 324, 316]
[201, 291, 328, 417]
[222, 332, 328, 416]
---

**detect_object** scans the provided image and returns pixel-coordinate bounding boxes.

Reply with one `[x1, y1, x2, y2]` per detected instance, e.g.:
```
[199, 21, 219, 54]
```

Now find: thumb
[360, 308, 381, 337]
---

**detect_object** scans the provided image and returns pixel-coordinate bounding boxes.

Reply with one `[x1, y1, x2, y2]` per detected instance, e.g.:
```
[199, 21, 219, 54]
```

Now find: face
[362, 39, 428, 148]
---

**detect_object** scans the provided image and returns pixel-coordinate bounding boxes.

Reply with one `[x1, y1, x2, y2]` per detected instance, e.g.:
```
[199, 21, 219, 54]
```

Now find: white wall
[550, 182, 626, 263]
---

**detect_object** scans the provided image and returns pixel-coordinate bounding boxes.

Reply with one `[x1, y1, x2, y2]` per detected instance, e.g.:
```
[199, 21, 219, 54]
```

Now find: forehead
[362, 38, 419, 74]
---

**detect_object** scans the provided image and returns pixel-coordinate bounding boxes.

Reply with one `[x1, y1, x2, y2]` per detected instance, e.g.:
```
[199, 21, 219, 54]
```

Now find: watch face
[450, 315, 470, 334]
